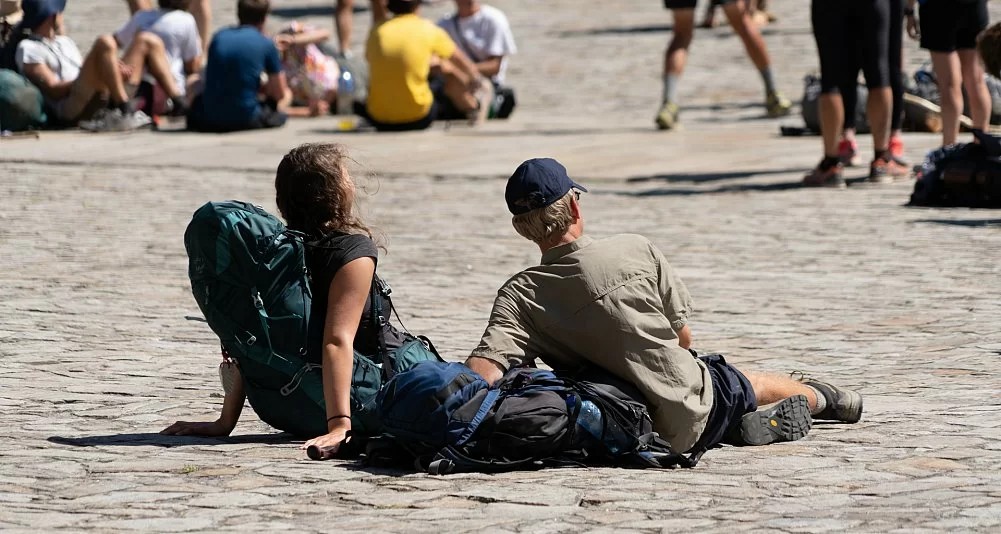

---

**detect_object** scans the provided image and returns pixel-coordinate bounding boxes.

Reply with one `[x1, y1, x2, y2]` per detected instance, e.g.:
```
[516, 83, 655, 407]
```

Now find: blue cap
[505, 158, 587, 215]
[21, 0, 65, 29]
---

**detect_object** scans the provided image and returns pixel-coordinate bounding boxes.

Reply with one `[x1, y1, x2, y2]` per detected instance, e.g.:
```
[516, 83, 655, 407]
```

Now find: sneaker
[655, 102, 680, 130]
[739, 395, 812, 446]
[888, 136, 905, 159]
[838, 138, 860, 167]
[469, 79, 495, 125]
[80, 108, 152, 132]
[797, 377, 863, 423]
[765, 91, 792, 118]
[868, 157, 907, 183]
[803, 162, 846, 188]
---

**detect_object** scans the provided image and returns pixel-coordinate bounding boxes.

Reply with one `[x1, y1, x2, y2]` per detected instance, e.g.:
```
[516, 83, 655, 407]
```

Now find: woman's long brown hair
[275, 143, 373, 239]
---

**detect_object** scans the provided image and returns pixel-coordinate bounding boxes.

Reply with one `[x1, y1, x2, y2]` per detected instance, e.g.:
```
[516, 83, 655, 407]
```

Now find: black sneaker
[803, 379, 863, 423]
[739, 395, 812, 446]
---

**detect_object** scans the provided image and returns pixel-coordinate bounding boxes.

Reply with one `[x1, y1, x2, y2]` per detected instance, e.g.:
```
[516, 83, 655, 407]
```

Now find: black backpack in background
[909, 132, 1001, 208]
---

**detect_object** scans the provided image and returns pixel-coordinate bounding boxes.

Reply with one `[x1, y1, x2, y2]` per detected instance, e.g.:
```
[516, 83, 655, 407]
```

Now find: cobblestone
[2, 0, 1001, 531]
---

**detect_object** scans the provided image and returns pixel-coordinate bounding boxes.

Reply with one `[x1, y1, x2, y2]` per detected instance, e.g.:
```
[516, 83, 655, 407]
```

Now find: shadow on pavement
[445, 126, 656, 137]
[271, 5, 367, 18]
[627, 167, 804, 184]
[606, 181, 804, 197]
[560, 24, 673, 37]
[910, 218, 1001, 228]
[48, 432, 295, 447]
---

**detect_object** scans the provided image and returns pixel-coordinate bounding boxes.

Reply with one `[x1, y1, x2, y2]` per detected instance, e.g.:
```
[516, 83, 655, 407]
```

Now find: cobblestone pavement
[3, 0, 1001, 532]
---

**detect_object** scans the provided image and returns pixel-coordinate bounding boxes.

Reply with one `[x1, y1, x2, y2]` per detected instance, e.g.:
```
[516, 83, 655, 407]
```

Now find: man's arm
[448, 48, 483, 86]
[262, 71, 292, 107]
[21, 63, 74, 101]
[465, 289, 533, 386]
[474, 56, 503, 79]
[652, 243, 695, 345]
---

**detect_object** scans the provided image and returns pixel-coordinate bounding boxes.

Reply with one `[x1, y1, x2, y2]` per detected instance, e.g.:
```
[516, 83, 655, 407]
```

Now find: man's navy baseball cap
[21, 0, 64, 29]
[505, 158, 588, 215]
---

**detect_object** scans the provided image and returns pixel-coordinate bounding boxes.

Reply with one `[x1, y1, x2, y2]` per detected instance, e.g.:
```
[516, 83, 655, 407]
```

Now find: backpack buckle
[281, 363, 321, 396]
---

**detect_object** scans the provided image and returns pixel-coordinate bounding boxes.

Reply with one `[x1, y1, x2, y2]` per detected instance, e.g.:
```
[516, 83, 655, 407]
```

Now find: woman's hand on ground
[160, 419, 232, 437]
[301, 425, 351, 456]
[906, 15, 919, 40]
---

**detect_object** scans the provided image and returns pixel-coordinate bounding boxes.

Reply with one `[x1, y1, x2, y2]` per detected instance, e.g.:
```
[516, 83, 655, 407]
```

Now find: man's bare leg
[739, 369, 818, 408]
[441, 59, 478, 114]
[931, 51, 964, 146]
[189, 0, 212, 55]
[335, 0, 354, 54]
[720, 0, 769, 71]
[120, 31, 184, 99]
[656, 8, 694, 129]
[959, 48, 991, 134]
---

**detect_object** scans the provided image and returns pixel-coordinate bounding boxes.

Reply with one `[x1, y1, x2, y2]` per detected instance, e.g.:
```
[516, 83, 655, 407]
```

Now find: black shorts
[689, 353, 758, 452]
[919, 0, 988, 52]
[812, 0, 891, 92]
[187, 96, 287, 133]
[355, 100, 437, 132]
[663, 0, 736, 9]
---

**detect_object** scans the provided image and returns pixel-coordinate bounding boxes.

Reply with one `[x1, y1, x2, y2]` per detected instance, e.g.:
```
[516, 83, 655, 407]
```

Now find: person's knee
[136, 31, 166, 51]
[669, 31, 693, 50]
[92, 34, 118, 54]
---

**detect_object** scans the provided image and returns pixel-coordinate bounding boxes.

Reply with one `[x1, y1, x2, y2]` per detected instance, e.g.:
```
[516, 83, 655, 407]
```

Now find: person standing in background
[907, 0, 990, 147]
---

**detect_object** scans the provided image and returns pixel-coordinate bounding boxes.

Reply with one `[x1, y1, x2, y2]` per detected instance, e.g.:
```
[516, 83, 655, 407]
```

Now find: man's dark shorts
[919, 0, 988, 52]
[663, 0, 736, 10]
[690, 353, 758, 452]
[187, 96, 287, 133]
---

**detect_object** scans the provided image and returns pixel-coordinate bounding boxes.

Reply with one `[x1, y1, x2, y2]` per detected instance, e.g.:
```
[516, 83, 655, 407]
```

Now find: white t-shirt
[438, 5, 517, 84]
[115, 8, 201, 95]
[15, 35, 83, 106]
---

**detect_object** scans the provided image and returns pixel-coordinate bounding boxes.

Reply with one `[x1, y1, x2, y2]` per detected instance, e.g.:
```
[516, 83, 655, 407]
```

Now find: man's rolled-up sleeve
[469, 289, 534, 371]
[653, 246, 694, 331]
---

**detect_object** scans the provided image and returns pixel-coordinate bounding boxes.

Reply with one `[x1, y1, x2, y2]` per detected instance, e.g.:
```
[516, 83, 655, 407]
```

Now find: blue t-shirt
[200, 26, 281, 127]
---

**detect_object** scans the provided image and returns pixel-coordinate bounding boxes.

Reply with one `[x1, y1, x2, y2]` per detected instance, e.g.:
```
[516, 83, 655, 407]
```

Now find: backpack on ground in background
[374, 361, 699, 474]
[184, 200, 441, 439]
[0, 68, 44, 131]
[909, 132, 1001, 208]
[801, 74, 869, 134]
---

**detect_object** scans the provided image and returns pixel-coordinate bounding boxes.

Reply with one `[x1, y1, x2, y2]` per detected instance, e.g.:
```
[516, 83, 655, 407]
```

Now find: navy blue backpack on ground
[374, 361, 700, 474]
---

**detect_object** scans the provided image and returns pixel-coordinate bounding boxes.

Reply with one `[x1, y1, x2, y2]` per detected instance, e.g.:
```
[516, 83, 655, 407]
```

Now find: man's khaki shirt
[471, 234, 713, 452]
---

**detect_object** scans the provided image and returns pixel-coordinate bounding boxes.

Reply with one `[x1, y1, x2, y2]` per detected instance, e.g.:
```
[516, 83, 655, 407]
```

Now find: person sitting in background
[187, 0, 290, 133]
[363, 0, 488, 131]
[437, 0, 515, 86]
[907, 0, 991, 147]
[126, 0, 210, 56]
[274, 22, 340, 118]
[15, 0, 185, 131]
[115, 0, 202, 108]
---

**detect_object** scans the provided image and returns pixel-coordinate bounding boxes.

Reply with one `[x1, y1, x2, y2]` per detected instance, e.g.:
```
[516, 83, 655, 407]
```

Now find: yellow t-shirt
[365, 14, 457, 124]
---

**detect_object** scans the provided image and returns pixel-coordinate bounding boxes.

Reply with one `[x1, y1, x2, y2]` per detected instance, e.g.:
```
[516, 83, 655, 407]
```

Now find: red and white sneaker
[838, 138, 860, 167]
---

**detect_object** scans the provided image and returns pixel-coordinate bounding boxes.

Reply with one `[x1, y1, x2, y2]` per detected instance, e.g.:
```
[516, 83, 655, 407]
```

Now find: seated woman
[162, 143, 410, 456]
[274, 22, 340, 118]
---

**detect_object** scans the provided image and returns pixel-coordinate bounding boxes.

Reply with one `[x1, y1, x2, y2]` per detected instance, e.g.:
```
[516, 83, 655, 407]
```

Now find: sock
[759, 66, 778, 95]
[874, 149, 890, 162]
[662, 74, 680, 105]
[819, 156, 840, 170]
[807, 386, 827, 415]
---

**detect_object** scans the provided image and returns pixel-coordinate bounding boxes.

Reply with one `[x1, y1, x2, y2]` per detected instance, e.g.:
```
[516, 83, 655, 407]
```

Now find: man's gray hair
[511, 190, 575, 243]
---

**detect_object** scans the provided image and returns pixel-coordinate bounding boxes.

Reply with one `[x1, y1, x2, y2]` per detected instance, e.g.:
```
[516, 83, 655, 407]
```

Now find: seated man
[187, 0, 289, 133]
[15, 0, 185, 131]
[363, 0, 488, 131]
[115, 0, 202, 107]
[437, 0, 516, 87]
[126, 0, 210, 56]
[465, 158, 863, 455]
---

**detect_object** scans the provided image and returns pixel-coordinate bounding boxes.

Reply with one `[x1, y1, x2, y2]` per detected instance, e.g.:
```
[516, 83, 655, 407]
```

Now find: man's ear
[570, 196, 582, 219]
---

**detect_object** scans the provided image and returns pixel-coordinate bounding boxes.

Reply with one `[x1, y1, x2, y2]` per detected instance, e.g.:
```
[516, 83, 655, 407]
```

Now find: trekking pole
[306, 431, 352, 461]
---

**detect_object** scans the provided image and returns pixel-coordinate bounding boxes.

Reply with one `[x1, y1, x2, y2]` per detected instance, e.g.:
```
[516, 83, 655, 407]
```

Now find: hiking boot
[868, 157, 907, 183]
[803, 162, 846, 188]
[838, 138, 860, 167]
[798, 378, 863, 423]
[739, 395, 812, 446]
[655, 102, 680, 130]
[765, 91, 792, 118]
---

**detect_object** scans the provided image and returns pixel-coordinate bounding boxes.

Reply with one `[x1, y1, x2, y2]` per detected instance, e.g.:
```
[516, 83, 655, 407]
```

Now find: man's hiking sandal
[739, 394, 812, 446]
[655, 102, 680, 130]
[793, 375, 864, 423]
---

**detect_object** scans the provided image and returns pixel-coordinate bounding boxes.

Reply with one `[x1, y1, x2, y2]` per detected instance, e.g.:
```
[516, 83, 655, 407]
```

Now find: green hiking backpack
[184, 200, 440, 438]
[0, 68, 45, 132]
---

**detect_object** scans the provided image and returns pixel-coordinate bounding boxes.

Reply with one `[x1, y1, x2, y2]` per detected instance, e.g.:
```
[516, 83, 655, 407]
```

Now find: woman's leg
[189, 0, 212, 55]
[959, 48, 991, 133]
[931, 51, 964, 145]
